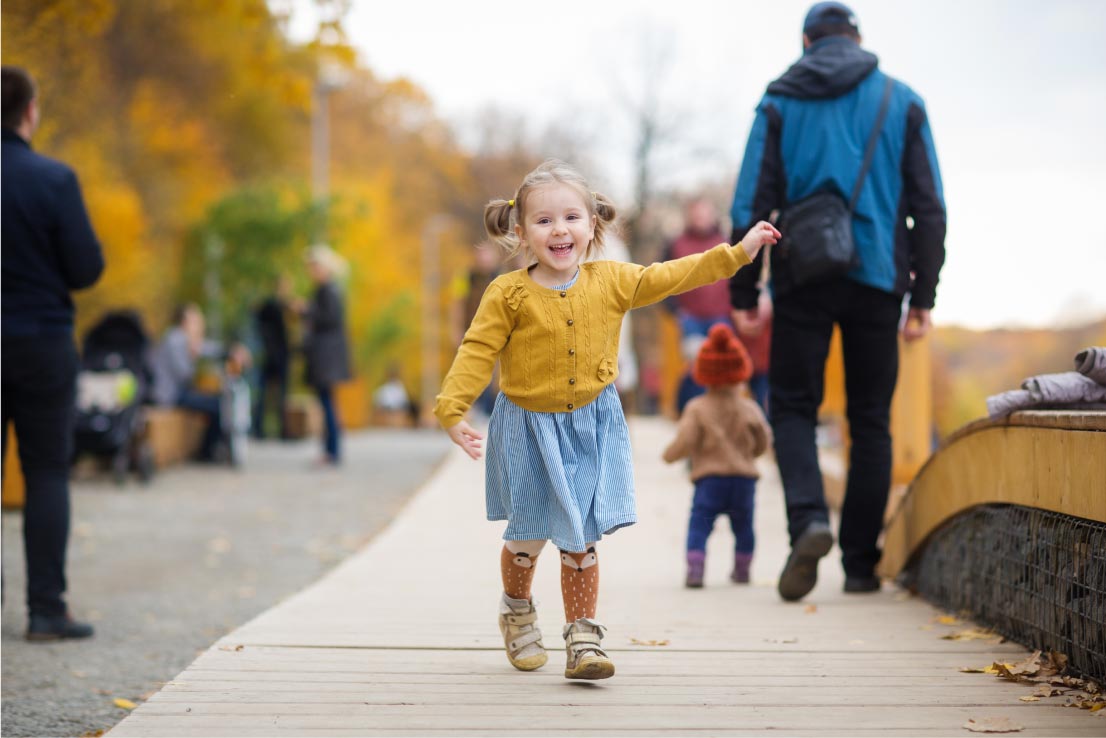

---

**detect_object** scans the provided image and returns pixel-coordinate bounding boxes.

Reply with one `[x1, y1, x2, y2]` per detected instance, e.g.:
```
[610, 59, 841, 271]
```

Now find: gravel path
[1, 429, 449, 738]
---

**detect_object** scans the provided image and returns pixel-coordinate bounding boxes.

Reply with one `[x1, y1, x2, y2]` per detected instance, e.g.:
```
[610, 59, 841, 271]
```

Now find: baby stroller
[73, 310, 156, 484]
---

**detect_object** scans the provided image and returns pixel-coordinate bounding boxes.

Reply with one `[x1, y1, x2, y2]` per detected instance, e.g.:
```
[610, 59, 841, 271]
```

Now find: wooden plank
[147, 685, 1040, 707]
[108, 704, 1100, 734]
[108, 723, 1106, 738]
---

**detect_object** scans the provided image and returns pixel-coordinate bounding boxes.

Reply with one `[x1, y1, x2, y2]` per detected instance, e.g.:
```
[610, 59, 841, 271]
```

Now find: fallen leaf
[963, 716, 1024, 733]
[1035, 684, 1064, 697]
[942, 628, 1001, 642]
[113, 698, 137, 710]
[628, 638, 669, 646]
[217, 644, 245, 652]
[804, 604, 818, 614]
[936, 615, 960, 625]
[960, 666, 989, 673]
[1018, 696, 1040, 702]
[80, 731, 104, 738]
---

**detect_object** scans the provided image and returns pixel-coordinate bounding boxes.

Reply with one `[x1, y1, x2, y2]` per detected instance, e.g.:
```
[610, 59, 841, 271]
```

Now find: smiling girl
[434, 159, 779, 680]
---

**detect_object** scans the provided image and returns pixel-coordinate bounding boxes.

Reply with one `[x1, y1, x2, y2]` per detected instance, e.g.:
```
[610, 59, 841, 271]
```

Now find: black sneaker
[26, 613, 95, 641]
[844, 575, 881, 594]
[777, 521, 834, 602]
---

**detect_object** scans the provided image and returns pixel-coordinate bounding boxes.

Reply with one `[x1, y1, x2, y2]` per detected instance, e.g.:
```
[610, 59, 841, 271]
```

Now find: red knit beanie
[693, 324, 753, 387]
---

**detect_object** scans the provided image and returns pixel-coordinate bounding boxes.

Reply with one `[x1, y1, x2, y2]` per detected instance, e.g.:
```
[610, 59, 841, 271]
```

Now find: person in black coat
[253, 275, 292, 440]
[301, 246, 351, 465]
[2, 66, 104, 640]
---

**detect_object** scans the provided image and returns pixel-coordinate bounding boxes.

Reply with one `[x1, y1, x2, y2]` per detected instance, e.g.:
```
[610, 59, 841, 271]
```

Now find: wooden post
[2, 423, 25, 510]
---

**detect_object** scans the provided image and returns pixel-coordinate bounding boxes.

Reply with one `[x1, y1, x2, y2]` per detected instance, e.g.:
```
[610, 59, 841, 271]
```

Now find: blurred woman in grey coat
[302, 245, 351, 465]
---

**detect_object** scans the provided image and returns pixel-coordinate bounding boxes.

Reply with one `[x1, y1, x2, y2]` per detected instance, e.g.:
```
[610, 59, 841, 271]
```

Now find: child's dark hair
[484, 159, 617, 260]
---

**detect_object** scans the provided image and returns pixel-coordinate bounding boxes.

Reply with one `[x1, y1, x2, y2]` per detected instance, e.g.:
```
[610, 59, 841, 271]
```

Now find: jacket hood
[767, 36, 878, 99]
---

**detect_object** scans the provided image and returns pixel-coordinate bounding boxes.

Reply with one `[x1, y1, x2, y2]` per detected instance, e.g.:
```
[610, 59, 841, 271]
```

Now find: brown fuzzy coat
[662, 387, 772, 481]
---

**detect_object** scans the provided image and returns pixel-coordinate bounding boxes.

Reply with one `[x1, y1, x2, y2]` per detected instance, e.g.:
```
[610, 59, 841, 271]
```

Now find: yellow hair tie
[508, 199, 515, 207]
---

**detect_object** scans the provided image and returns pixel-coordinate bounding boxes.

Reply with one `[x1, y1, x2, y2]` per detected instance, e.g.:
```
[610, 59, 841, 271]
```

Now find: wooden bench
[142, 406, 207, 468]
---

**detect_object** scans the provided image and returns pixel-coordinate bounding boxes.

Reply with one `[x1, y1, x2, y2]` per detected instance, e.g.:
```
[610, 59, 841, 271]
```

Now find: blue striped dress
[485, 271, 636, 552]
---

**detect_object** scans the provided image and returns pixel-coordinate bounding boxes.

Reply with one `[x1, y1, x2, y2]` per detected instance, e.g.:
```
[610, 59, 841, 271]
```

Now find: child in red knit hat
[662, 323, 773, 587]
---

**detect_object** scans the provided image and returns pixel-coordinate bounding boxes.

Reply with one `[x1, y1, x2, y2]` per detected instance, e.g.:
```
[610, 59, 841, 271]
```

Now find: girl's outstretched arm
[447, 420, 485, 460]
[434, 282, 514, 429]
[613, 221, 780, 311]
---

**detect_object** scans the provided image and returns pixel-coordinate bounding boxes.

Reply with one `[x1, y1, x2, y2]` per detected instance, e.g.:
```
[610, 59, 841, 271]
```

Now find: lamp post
[311, 58, 348, 236]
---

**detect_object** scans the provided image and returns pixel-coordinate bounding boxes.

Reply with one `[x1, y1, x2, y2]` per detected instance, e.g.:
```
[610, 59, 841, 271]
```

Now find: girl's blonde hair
[484, 159, 617, 260]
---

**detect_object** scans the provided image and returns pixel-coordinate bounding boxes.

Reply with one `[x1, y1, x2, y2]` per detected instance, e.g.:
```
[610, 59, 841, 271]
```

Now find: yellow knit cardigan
[434, 242, 753, 428]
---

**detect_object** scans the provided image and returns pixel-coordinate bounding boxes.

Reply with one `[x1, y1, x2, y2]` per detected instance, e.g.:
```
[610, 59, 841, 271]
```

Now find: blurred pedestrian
[149, 303, 249, 462]
[663, 324, 771, 588]
[664, 198, 733, 411]
[2, 66, 104, 640]
[450, 242, 502, 417]
[729, 2, 947, 600]
[732, 289, 773, 413]
[301, 245, 351, 466]
[253, 275, 292, 439]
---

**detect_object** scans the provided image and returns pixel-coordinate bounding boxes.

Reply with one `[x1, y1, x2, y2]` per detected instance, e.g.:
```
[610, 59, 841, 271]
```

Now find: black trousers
[2, 334, 78, 616]
[769, 279, 902, 578]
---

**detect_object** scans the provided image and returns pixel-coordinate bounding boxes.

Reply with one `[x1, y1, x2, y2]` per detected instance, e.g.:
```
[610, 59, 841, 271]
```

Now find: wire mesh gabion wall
[908, 504, 1106, 681]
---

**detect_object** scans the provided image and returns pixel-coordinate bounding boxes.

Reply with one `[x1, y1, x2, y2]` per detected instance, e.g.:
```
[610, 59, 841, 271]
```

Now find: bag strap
[848, 76, 894, 213]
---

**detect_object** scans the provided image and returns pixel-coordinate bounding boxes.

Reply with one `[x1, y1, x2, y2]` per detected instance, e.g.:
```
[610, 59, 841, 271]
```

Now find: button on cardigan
[434, 242, 753, 428]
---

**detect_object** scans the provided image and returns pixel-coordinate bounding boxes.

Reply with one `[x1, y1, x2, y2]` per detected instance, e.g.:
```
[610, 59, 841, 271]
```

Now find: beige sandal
[498, 594, 548, 671]
[563, 618, 615, 680]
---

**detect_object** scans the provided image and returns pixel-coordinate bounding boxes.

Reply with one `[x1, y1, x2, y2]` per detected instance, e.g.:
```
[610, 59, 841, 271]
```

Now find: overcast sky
[288, 0, 1106, 330]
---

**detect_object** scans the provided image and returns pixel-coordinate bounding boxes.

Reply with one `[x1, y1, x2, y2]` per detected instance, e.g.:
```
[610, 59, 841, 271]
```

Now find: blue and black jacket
[729, 36, 946, 309]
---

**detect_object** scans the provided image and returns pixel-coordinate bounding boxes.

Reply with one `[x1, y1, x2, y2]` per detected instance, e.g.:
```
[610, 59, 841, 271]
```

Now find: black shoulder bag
[777, 77, 894, 287]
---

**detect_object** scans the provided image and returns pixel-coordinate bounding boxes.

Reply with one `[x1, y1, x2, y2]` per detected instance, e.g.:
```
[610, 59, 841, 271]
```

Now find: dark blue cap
[803, 2, 860, 34]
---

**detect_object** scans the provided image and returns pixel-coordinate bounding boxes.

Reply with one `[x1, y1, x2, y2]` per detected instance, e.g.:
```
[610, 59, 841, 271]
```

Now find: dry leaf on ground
[963, 716, 1024, 733]
[1018, 696, 1040, 702]
[804, 604, 818, 614]
[112, 698, 136, 710]
[936, 615, 961, 625]
[217, 644, 245, 652]
[942, 628, 1002, 642]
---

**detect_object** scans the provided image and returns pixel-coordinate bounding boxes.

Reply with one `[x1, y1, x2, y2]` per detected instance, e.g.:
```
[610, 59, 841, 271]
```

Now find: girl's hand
[447, 420, 485, 460]
[738, 221, 782, 260]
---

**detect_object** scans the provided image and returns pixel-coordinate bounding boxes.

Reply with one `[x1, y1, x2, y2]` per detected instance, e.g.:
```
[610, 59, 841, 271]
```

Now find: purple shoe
[686, 550, 706, 588]
[731, 552, 753, 584]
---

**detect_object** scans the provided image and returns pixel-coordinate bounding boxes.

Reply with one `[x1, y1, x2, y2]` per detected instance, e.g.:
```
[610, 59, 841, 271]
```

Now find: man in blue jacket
[728, 4, 946, 601]
[2, 66, 104, 639]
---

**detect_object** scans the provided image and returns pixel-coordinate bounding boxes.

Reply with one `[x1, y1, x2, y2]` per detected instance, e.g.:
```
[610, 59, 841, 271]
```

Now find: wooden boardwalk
[108, 419, 1101, 736]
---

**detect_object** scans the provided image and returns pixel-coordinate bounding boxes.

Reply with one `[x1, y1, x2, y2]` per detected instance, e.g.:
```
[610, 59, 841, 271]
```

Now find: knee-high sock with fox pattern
[500, 540, 546, 600]
[560, 546, 599, 622]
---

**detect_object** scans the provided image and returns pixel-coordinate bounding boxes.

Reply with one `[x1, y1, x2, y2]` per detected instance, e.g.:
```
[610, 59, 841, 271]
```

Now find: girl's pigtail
[591, 191, 618, 249]
[484, 199, 520, 256]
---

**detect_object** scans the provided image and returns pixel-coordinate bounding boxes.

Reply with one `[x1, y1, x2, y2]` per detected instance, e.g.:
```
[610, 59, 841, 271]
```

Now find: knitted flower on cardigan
[504, 284, 528, 311]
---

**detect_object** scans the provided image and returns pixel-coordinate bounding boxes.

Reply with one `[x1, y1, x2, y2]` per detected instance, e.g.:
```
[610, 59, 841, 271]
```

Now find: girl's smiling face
[515, 183, 595, 286]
